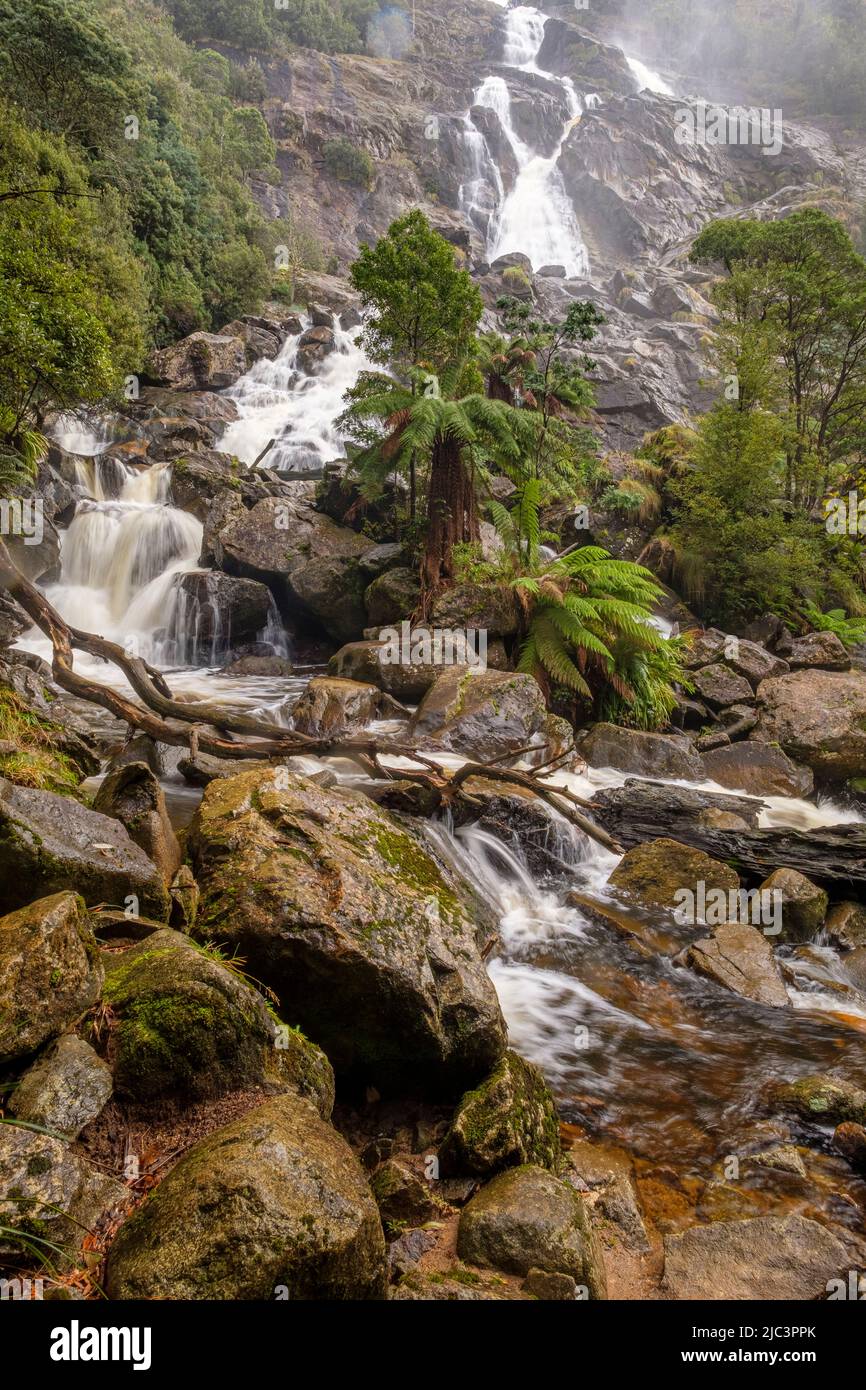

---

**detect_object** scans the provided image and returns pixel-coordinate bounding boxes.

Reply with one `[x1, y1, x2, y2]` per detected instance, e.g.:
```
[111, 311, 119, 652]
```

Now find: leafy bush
[323, 137, 375, 187]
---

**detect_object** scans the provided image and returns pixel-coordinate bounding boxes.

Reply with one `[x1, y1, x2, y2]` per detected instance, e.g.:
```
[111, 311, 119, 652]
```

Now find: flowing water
[461, 4, 590, 276]
[17, 2, 866, 1245]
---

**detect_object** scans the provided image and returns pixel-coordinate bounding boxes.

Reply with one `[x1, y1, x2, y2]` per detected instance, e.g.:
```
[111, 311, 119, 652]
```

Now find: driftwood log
[0, 541, 622, 854]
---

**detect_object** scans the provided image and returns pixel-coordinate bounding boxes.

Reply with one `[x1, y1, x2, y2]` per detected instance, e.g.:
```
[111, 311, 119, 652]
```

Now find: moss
[0, 687, 84, 796]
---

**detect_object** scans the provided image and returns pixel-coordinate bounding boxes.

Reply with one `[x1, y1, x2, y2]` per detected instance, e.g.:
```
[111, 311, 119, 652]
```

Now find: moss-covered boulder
[9, 1034, 112, 1137]
[93, 762, 181, 884]
[607, 837, 739, 912]
[102, 928, 334, 1113]
[771, 1074, 866, 1128]
[369, 1158, 442, 1227]
[0, 778, 169, 919]
[411, 669, 550, 761]
[457, 1165, 607, 1298]
[759, 868, 827, 942]
[106, 1093, 387, 1300]
[0, 892, 103, 1064]
[364, 567, 420, 626]
[187, 768, 506, 1093]
[440, 1050, 561, 1177]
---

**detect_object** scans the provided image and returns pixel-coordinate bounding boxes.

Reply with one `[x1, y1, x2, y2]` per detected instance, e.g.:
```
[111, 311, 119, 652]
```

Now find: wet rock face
[93, 761, 181, 884]
[175, 570, 273, 655]
[661, 1215, 849, 1300]
[0, 892, 103, 1064]
[457, 1164, 607, 1298]
[700, 741, 813, 799]
[0, 777, 170, 920]
[187, 768, 506, 1093]
[607, 837, 740, 912]
[106, 1093, 387, 1300]
[772, 1074, 866, 1128]
[0, 1122, 126, 1259]
[759, 868, 828, 942]
[288, 676, 409, 738]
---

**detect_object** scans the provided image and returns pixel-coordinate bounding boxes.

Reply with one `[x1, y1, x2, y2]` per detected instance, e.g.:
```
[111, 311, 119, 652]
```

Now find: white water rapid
[220, 314, 373, 473]
[462, 4, 590, 277]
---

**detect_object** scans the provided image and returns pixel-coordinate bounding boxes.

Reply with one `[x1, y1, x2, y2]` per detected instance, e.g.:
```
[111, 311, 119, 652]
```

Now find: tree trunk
[420, 432, 479, 609]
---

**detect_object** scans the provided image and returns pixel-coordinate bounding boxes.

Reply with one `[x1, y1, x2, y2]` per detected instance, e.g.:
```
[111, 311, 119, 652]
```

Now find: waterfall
[625, 54, 674, 96]
[219, 312, 374, 473]
[460, 5, 590, 277]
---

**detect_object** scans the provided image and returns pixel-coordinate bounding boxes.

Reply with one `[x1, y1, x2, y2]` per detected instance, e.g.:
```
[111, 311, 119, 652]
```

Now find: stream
[20, 1, 866, 1247]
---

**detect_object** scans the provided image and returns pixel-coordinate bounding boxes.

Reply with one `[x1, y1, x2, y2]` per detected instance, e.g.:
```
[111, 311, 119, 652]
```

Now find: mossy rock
[102, 928, 334, 1113]
[186, 769, 505, 1093]
[772, 1074, 866, 1128]
[0, 892, 103, 1064]
[457, 1164, 607, 1298]
[440, 1050, 561, 1177]
[608, 837, 739, 912]
[106, 1093, 386, 1300]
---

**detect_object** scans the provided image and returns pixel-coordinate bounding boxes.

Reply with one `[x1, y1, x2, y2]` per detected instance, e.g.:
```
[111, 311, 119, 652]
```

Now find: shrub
[322, 137, 374, 187]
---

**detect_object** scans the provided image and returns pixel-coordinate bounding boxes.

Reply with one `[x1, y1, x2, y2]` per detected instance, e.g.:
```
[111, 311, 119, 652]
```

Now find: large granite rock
[288, 677, 408, 737]
[411, 669, 550, 760]
[680, 923, 789, 1007]
[607, 837, 739, 912]
[106, 1094, 387, 1300]
[661, 1215, 849, 1300]
[440, 1050, 561, 1177]
[754, 669, 866, 784]
[701, 741, 813, 798]
[8, 1034, 112, 1137]
[147, 331, 247, 390]
[187, 769, 506, 1092]
[93, 762, 181, 884]
[580, 723, 704, 781]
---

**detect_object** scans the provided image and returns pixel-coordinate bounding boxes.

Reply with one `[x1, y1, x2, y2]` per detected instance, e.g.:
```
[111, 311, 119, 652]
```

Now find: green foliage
[800, 604, 866, 649]
[350, 210, 483, 376]
[166, 0, 382, 54]
[323, 137, 375, 187]
[512, 544, 681, 727]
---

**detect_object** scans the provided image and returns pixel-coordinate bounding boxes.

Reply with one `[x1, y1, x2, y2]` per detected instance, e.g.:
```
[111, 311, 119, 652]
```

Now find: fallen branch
[0, 541, 620, 853]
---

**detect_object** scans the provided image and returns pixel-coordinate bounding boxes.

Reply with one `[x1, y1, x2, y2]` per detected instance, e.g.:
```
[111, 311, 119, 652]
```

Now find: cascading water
[461, 4, 590, 277]
[625, 54, 675, 97]
[219, 313, 374, 473]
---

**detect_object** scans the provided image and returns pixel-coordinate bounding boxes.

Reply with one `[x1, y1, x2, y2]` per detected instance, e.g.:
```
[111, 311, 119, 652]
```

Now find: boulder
[329, 638, 470, 703]
[0, 893, 103, 1063]
[169, 864, 199, 932]
[754, 669, 866, 784]
[580, 723, 704, 781]
[457, 1165, 607, 1298]
[221, 654, 294, 678]
[106, 1093, 386, 1300]
[370, 1158, 441, 1227]
[8, 1035, 112, 1137]
[833, 1122, 866, 1172]
[661, 1215, 848, 1300]
[683, 628, 728, 668]
[411, 670, 549, 761]
[691, 663, 755, 709]
[296, 325, 337, 372]
[607, 838, 739, 912]
[786, 631, 850, 671]
[430, 582, 521, 638]
[102, 927, 333, 1111]
[0, 1123, 125, 1258]
[824, 901, 866, 951]
[0, 778, 169, 919]
[364, 568, 421, 626]
[288, 677, 408, 737]
[289, 554, 371, 643]
[724, 639, 789, 687]
[440, 1050, 561, 1177]
[771, 1074, 866, 1128]
[759, 868, 827, 942]
[187, 769, 506, 1092]
[147, 332, 247, 391]
[701, 741, 813, 798]
[680, 923, 789, 1007]
[93, 762, 181, 884]
[175, 571, 273, 657]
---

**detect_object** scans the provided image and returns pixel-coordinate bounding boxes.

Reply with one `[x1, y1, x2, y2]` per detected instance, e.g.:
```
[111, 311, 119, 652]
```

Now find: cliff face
[211, 0, 861, 448]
